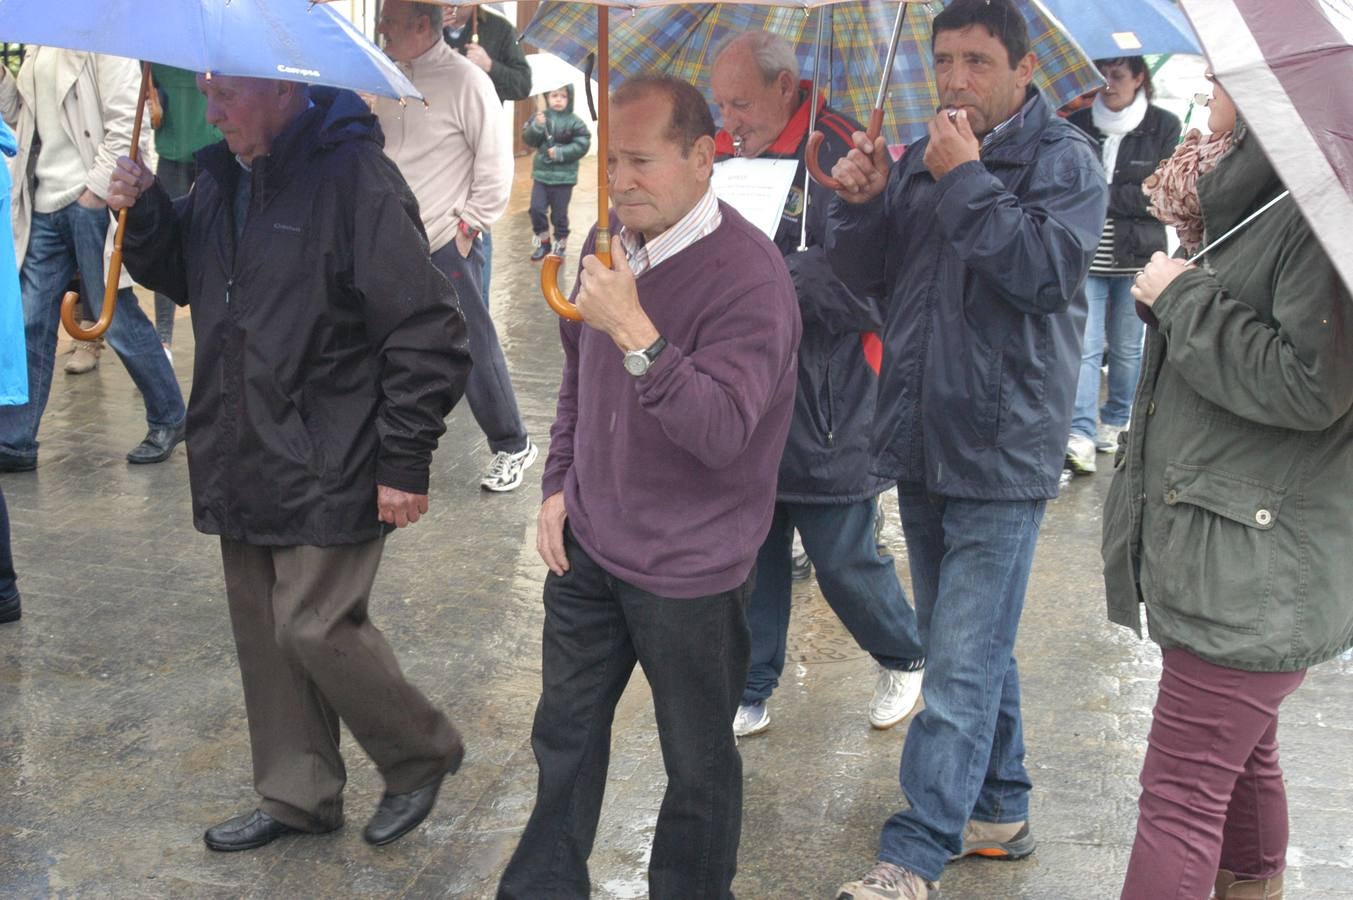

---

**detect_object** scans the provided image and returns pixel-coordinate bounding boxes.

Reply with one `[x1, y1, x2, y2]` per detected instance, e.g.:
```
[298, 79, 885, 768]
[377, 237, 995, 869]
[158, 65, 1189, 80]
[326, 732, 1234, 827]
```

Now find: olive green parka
[1102, 122, 1353, 673]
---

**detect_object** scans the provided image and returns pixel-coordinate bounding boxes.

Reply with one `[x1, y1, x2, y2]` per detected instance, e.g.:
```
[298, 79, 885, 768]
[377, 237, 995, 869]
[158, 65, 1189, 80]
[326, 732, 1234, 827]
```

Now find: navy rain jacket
[717, 89, 890, 504]
[826, 91, 1106, 500]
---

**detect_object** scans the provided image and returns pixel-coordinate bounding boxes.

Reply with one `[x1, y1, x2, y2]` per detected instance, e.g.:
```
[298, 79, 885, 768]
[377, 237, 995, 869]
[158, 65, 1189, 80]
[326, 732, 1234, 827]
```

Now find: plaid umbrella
[523, 0, 1104, 146]
[1179, 0, 1353, 296]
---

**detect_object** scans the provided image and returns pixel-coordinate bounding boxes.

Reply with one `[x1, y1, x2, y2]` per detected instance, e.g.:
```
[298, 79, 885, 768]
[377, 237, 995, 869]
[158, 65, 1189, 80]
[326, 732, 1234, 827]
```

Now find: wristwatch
[623, 336, 668, 377]
[458, 220, 480, 241]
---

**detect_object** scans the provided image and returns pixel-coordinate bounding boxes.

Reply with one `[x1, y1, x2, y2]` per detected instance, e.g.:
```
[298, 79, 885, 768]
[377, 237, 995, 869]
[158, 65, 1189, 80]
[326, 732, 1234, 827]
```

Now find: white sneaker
[1096, 422, 1125, 454]
[869, 666, 923, 729]
[480, 438, 538, 492]
[1065, 433, 1097, 475]
[732, 701, 770, 737]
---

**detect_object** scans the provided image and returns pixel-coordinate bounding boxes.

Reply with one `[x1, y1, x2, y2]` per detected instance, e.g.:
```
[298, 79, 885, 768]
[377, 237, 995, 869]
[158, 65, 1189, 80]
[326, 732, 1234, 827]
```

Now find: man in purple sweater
[497, 76, 800, 899]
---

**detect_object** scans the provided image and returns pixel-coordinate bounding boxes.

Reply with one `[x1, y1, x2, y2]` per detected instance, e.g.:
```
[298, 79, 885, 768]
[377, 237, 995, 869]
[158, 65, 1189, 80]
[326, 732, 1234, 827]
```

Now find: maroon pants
[1121, 649, 1306, 899]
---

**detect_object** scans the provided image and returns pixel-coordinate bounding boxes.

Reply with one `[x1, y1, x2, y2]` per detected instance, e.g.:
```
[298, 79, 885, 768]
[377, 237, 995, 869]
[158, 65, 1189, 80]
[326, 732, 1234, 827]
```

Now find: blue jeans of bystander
[0, 202, 185, 464]
[1071, 274, 1143, 440]
[878, 484, 1045, 882]
[743, 497, 924, 705]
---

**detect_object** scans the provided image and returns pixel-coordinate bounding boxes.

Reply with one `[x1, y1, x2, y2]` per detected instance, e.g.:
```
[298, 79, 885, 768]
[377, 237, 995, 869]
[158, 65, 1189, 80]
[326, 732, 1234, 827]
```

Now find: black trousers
[499, 527, 751, 899]
[529, 181, 574, 240]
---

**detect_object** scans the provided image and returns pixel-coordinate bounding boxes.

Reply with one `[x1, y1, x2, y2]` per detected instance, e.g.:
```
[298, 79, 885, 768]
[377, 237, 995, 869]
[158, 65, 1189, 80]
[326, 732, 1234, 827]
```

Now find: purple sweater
[541, 203, 801, 598]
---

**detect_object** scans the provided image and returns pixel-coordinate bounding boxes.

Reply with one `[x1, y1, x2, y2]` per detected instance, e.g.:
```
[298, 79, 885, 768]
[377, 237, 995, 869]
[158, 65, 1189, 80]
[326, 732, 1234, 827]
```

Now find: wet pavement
[3, 158, 1352, 899]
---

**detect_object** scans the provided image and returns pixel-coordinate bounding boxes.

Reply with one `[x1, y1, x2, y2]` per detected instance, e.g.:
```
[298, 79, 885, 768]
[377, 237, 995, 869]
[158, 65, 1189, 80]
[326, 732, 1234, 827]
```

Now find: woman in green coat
[1102, 75, 1353, 900]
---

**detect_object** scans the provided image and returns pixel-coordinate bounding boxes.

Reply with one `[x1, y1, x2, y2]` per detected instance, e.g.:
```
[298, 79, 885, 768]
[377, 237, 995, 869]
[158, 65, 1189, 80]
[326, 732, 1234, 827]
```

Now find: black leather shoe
[204, 809, 300, 852]
[363, 745, 464, 846]
[126, 421, 186, 465]
[530, 242, 550, 262]
[0, 593, 19, 624]
[0, 453, 36, 473]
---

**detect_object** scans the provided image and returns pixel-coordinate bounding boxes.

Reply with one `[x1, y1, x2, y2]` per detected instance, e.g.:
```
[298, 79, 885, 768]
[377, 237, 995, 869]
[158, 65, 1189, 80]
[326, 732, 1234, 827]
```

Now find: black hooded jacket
[121, 88, 470, 545]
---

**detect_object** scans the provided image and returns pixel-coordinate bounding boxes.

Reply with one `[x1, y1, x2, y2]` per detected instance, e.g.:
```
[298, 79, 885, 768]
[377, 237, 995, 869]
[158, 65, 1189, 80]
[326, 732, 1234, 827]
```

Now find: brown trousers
[220, 537, 460, 831]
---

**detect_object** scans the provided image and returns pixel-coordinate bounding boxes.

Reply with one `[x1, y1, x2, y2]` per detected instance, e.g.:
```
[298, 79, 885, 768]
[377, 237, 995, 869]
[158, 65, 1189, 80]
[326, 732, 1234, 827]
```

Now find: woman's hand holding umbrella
[1131, 251, 1193, 308]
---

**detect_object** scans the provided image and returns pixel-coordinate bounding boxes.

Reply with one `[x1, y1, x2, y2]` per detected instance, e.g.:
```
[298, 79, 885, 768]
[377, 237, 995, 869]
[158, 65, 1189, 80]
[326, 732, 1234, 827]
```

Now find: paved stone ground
[2, 159, 1351, 899]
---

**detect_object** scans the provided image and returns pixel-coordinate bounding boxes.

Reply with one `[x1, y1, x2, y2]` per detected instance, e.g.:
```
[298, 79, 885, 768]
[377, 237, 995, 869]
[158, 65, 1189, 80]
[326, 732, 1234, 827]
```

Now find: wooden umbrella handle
[541, 234, 610, 323]
[541, 257, 583, 322]
[805, 107, 884, 192]
[62, 60, 152, 341]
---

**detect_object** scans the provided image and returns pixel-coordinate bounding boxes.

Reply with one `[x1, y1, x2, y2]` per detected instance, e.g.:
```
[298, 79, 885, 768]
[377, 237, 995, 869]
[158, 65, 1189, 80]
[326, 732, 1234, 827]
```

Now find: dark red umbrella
[1180, 0, 1353, 295]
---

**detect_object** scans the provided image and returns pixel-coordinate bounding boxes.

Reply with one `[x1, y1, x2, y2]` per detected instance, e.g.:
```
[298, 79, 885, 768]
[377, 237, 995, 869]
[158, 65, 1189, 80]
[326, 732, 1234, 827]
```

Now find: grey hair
[713, 31, 799, 85]
[410, 2, 444, 32]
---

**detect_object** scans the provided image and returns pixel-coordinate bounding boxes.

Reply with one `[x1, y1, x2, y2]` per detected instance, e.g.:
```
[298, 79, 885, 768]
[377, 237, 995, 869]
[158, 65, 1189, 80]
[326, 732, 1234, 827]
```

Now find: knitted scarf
[1142, 128, 1234, 253]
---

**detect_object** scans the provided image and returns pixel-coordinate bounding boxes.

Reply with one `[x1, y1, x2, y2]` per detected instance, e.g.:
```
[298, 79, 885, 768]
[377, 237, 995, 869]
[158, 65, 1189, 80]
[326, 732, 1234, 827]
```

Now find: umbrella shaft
[1192, 190, 1291, 262]
[875, 3, 910, 111]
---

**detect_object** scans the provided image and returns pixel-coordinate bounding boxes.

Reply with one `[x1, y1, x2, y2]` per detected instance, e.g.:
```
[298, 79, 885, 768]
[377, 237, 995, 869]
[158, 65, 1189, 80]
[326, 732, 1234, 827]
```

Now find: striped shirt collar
[981, 89, 1039, 151]
[618, 186, 722, 276]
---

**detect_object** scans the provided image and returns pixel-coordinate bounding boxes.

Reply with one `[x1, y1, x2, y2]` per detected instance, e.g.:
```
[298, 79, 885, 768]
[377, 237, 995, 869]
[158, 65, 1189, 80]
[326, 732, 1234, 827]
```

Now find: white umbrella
[526, 51, 589, 96]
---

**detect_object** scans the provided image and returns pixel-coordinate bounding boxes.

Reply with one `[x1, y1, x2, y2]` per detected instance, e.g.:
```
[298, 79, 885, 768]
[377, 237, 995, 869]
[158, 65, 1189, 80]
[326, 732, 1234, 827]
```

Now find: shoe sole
[733, 714, 771, 738]
[869, 699, 920, 730]
[481, 443, 539, 492]
[838, 884, 943, 899]
[1064, 455, 1096, 475]
[363, 743, 464, 847]
[952, 833, 1037, 862]
[127, 446, 181, 465]
[204, 831, 294, 852]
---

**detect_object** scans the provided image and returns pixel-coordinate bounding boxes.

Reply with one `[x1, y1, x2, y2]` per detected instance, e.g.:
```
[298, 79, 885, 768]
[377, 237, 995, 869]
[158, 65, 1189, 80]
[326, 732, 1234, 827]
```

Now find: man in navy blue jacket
[710, 31, 925, 741]
[826, 2, 1107, 897]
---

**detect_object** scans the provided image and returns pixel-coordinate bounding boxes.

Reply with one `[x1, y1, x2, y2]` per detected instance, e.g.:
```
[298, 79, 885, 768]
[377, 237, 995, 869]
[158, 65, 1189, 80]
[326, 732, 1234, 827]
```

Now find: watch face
[623, 352, 648, 376]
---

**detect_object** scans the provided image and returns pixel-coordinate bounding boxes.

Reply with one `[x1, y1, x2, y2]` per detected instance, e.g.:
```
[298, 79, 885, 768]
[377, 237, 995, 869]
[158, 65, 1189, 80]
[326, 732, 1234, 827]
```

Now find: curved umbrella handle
[541, 255, 583, 322]
[805, 107, 884, 192]
[541, 246, 612, 323]
[63, 60, 151, 342]
[60, 253, 121, 340]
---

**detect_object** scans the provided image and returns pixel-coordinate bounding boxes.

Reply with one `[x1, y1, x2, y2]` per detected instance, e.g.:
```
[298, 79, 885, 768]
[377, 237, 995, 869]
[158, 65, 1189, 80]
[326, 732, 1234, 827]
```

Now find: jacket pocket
[1155, 463, 1285, 634]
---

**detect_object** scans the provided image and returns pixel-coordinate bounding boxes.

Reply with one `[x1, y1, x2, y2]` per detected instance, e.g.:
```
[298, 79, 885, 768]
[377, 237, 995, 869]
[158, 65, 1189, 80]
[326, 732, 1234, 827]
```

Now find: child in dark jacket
[521, 85, 590, 261]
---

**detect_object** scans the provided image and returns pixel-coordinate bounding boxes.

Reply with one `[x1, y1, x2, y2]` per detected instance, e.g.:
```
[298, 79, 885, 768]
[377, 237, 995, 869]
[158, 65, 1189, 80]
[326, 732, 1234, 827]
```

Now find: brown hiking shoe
[951, 819, 1036, 860]
[836, 862, 938, 899]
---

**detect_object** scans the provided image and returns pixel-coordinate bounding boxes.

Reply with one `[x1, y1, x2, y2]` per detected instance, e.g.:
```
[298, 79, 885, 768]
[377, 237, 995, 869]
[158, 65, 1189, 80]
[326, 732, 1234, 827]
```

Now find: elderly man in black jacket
[709, 31, 925, 742]
[826, 1, 1107, 897]
[106, 77, 472, 853]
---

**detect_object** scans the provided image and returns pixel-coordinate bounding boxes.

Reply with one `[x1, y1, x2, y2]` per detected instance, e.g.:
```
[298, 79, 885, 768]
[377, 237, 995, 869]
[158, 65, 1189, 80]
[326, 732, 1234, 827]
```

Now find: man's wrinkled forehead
[195, 73, 283, 96]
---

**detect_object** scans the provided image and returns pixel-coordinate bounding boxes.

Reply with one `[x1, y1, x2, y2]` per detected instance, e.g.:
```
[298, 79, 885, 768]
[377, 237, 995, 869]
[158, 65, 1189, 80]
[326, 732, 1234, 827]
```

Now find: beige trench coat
[0, 47, 157, 290]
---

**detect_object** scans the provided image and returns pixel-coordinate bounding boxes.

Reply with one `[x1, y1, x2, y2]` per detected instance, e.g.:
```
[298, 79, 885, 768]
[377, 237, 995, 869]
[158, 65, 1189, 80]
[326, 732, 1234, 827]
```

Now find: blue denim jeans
[0, 202, 185, 462]
[879, 484, 1045, 882]
[744, 497, 924, 705]
[1071, 274, 1143, 439]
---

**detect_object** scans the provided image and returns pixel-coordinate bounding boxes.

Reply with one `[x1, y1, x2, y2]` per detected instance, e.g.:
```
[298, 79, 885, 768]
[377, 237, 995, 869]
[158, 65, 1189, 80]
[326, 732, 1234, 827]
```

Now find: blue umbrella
[0, 0, 418, 341]
[0, 0, 419, 100]
[1034, 0, 1201, 60]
